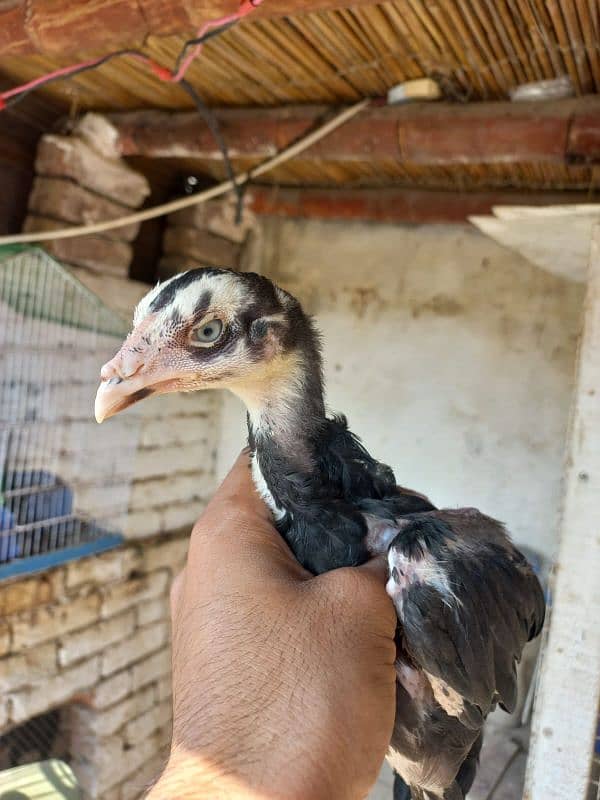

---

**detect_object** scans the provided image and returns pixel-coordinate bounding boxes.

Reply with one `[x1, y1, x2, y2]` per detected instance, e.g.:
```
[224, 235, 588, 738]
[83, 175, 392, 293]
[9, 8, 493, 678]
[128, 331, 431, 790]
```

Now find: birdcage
[0, 246, 141, 579]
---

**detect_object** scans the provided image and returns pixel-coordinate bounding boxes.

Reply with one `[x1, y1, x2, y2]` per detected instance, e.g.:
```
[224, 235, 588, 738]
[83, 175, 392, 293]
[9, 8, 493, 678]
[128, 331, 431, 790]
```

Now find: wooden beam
[245, 186, 590, 225]
[0, 0, 380, 58]
[108, 98, 600, 166]
[524, 225, 600, 800]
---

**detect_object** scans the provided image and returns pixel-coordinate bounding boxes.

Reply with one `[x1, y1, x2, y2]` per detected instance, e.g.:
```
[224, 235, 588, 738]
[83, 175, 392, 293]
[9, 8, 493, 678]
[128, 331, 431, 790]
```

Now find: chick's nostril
[100, 351, 145, 382]
[120, 353, 145, 379]
[100, 361, 121, 381]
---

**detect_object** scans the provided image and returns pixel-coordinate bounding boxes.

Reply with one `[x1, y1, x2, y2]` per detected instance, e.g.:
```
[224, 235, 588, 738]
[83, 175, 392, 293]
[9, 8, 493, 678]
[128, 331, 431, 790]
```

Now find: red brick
[28, 177, 140, 241]
[35, 135, 149, 207]
[162, 226, 240, 267]
[24, 215, 132, 276]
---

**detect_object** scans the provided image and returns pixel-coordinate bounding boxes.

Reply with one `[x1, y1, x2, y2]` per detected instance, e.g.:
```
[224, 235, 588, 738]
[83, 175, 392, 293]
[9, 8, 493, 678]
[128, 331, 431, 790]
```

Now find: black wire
[4, 21, 236, 110]
[173, 21, 237, 76]
[3, 49, 148, 109]
[3, 18, 245, 221]
[179, 78, 245, 225]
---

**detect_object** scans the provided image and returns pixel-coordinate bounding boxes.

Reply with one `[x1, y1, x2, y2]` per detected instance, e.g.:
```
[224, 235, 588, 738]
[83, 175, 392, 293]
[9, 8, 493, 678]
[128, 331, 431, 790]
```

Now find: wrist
[146, 748, 333, 800]
[147, 752, 252, 800]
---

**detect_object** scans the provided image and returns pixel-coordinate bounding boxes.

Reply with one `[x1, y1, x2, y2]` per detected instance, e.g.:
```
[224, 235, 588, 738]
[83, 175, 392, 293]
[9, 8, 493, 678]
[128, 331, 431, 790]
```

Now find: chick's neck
[231, 346, 326, 472]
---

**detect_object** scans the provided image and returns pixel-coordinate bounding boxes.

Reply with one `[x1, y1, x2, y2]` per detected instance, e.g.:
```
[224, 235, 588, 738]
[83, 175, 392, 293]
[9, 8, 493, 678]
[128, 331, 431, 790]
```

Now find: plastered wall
[216, 219, 584, 557]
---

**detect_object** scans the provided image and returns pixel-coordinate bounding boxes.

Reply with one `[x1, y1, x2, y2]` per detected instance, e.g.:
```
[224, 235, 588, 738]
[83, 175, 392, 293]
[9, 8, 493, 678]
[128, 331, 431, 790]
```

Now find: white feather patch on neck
[251, 452, 286, 521]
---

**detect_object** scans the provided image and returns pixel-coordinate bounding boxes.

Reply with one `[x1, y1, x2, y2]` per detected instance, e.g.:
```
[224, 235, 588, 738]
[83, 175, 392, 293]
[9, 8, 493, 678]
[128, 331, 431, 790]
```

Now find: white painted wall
[216, 219, 584, 557]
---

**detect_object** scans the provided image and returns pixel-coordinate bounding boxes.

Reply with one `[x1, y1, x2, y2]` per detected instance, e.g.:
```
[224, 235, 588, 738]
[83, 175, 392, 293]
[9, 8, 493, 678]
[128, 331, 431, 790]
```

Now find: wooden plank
[569, 111, 600, 163]
[0, 0, 384, 57]
[108, 98, 600, 166]
[524, 225, 600, 800]
[470, 205, 600, 283]
[246, 186, 590, 225]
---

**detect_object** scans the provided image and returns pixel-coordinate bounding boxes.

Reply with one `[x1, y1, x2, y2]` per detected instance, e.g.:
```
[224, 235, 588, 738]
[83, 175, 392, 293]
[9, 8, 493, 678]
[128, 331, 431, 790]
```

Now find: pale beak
[94, 375, 155, 423]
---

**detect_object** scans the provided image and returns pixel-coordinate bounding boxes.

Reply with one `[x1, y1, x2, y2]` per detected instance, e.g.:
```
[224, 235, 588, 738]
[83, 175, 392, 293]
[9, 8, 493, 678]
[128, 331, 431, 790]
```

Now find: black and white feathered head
[95, 268, 322, 424]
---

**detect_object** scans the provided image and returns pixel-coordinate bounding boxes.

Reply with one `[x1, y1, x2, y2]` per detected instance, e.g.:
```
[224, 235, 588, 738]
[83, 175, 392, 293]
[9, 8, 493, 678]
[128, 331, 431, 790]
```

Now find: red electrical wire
[0, 0, 264, 111]
[173, 0, 263, 82]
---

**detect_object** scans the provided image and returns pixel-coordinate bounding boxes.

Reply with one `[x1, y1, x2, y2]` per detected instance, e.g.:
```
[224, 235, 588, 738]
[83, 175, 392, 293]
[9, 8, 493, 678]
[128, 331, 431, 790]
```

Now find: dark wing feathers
[388, 510, 545, 716]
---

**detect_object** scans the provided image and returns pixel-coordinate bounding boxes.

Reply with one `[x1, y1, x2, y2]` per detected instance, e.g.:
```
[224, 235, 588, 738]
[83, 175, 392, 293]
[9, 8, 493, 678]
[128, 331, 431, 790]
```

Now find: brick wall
[159, 194, 261, 282]
[125, 390, 221, 539]
[1, 110, 241, 797]
[0, 535, 189, 799]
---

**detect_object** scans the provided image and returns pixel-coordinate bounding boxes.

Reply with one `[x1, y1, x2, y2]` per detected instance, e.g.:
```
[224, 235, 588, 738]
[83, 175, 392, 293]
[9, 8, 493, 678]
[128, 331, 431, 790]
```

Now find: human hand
[148, 452, 397, 800]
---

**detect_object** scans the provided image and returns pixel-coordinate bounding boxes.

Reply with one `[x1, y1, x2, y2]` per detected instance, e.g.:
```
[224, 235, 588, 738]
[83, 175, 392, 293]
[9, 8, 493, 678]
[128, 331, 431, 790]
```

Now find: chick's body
[96, 268, 545, 800]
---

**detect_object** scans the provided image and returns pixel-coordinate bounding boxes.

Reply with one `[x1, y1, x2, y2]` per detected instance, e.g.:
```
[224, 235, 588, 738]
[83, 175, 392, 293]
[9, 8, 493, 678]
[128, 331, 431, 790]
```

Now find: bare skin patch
[427, 674, 466, 718]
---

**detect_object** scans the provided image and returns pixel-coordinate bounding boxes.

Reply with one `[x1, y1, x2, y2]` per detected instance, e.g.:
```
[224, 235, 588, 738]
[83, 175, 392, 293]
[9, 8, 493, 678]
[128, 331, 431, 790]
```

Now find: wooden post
[524, 226, 600, 799]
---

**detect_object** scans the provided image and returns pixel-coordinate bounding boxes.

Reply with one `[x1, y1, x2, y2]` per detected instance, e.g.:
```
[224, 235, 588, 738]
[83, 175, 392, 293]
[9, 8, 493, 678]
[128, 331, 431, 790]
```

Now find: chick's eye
[191, 319, 223, 346]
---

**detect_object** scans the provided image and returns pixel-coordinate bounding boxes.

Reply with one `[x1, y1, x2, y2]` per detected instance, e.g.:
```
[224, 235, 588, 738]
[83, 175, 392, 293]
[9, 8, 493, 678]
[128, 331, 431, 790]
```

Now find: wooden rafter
[0, 0, 381, 58]
[108, 98, 600, 166]
[246, 186, 592, 225]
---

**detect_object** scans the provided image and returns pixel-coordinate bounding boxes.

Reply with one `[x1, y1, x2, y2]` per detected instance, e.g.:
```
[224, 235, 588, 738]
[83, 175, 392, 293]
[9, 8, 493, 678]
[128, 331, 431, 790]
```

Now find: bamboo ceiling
[1, 0, 599, 194]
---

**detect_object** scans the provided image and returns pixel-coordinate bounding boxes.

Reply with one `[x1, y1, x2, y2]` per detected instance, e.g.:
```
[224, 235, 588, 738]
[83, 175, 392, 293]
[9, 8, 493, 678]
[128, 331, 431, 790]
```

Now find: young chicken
[95, 267, 545, 800]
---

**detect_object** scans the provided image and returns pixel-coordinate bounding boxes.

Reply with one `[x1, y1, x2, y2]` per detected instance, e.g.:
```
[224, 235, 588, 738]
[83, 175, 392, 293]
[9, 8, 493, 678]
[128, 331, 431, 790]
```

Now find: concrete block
[142, 537, 189, 573]
[156, 675, 172, 703]
[66, 548, 141, 590]
[24, 215, 132, 276]
[28, 177, 140, 241]
[129, 472, 206, 511]
[73, 482, 131, 520]
[71, 684, 155, 737]
[161, 500, 204, 532]
[101, 622, 168, 676]
[0, 642, 57, 693]
[73, 734, 125, 795]
[125, 501, 203, 539]
[131, 648, 171, 692]
[11, 592, 101, 650]
[137, 598, 168, 627]
[0, 573, 56, 616]
[101, 571, 170, 619]
[75, 730, 123, 765]
[139, 390, 217, 419]
[122, 508, 163, 540]
[9, 656, 101, 724]
[72, 113, 122, 161]
[89, 669, 133, 710]
[36, 135, 150, 207]
[139, 416, 211, 449]
[133, 442, 208, 480]
[78, 728, 166, 796]
[124, 700, 171, 744]
[59, 610, 137, 667]
[0, 623, 10, 657]
[169, 197, 255, 244]
[163, 226, 241, 267]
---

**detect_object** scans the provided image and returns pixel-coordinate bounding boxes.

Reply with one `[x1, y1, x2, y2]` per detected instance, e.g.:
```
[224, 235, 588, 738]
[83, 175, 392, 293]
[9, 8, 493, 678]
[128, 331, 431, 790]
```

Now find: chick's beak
[95, 319, 164, 423]
[95, 372, 154, 423]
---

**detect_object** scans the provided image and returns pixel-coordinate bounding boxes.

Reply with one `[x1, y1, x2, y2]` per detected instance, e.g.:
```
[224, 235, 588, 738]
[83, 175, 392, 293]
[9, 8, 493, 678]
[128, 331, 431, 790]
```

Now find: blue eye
[191, 319, 223, 346]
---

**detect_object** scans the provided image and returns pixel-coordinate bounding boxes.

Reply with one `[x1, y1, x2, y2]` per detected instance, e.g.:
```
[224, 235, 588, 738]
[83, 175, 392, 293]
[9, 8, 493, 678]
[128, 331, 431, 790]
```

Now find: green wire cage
[0, 246, 141, 578]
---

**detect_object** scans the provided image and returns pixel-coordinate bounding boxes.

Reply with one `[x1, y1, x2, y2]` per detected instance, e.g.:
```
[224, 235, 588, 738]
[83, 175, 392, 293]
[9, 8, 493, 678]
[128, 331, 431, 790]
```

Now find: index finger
[188, 450, 308, 582]
[204, 450, 272, 525]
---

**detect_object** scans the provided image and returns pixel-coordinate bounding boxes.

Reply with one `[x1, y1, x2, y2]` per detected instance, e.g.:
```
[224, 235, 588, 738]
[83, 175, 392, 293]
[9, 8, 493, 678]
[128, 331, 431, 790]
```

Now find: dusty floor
[369, 727, 529, 800]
